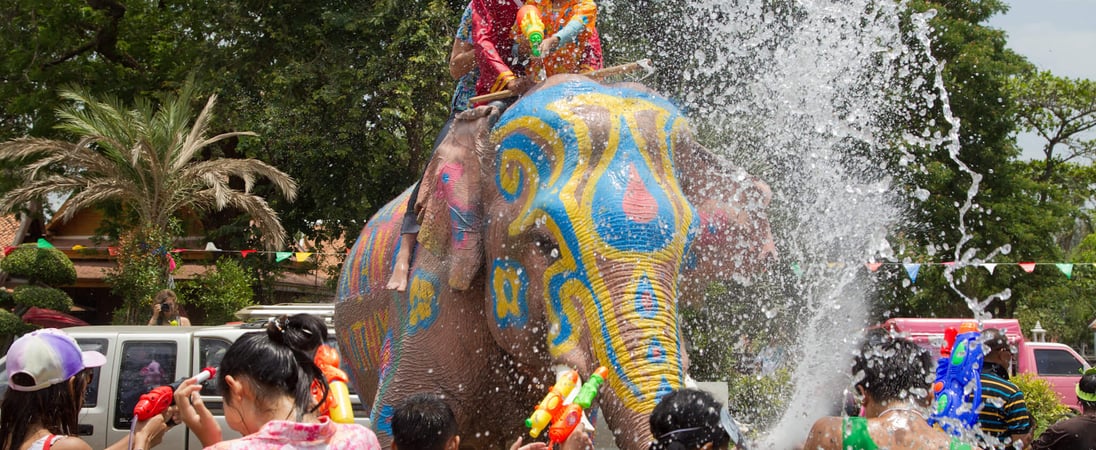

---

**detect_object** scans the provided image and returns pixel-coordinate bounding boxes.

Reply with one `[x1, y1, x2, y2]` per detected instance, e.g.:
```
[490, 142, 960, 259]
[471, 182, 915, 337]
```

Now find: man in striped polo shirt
[977, 328, 1034, 450]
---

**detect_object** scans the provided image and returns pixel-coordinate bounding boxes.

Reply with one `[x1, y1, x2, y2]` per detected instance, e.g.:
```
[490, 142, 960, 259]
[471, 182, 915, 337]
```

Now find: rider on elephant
[387, 0, 604, 291]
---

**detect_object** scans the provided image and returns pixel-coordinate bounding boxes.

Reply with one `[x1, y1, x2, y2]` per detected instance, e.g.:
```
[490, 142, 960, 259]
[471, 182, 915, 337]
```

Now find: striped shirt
[978, 362, 1033, 442]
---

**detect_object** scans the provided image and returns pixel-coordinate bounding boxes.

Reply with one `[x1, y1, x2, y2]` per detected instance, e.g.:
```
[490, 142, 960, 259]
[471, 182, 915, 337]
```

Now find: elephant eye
[531, 233, 561, 261]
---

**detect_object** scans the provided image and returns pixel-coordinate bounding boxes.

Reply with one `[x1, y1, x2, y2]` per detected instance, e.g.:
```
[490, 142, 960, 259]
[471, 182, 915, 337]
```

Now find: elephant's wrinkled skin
[335, 75, 774, 449]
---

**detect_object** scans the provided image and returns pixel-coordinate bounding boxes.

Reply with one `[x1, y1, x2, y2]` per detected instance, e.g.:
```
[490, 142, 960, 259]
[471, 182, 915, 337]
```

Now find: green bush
[0, 309, 34, 336]
[0, 288, 13, 308]
[726, 368, 792, 427]
[0, 245, 77, 286]
[178, 257, 256, 325]
[1012, 373, 1073, 437]
[12, 285, 74, 313]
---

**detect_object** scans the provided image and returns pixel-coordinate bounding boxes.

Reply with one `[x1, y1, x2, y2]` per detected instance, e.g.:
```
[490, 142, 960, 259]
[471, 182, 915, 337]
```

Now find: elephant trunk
[585, 269, 685, 450]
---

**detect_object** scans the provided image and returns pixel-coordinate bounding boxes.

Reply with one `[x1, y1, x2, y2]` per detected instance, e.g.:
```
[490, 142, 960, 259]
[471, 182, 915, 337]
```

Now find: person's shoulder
[331, 423, 380, 448]
[802, 416, 843, 450]
[50, 436, 92, 450]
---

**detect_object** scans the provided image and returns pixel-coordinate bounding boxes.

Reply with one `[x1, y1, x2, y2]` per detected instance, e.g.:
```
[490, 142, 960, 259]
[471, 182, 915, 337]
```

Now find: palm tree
[0, 81, 298, 251]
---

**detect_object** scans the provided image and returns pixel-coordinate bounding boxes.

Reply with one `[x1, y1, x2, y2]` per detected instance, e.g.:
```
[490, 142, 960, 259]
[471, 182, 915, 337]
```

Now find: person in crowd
[172, 314, 380, 449]
[977, 328, 1033, 450]
[390, 392, 592, 450]
[801, 329, 973, 450]
[521, 0, 602, 82]
[0, 328, 171, 450]
[147, 289, 191, 326]
[648, 388, 744, 450]
[1032, 367, 1096, 449]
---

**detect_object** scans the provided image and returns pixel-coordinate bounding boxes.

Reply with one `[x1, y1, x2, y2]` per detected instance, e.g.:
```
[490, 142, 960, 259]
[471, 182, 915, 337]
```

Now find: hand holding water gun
[927, 322, 983, 435]
[134, 367, 216, 420]
[313, 344, 355, 424]
[516, 4, 545, 57]
[526, 369, 580, 437]
[547, 366, 608, 445]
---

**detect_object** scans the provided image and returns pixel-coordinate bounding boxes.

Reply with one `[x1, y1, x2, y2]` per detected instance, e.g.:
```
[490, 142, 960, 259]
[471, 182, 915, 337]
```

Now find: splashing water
[600, 0, 1000, 447]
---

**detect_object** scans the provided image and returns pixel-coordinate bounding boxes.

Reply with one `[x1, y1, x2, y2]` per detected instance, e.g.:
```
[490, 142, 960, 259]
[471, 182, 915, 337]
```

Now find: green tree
[178, 257, 255, 324]
[1011, 71, 1096, 185]
[0, 81, 298, 322]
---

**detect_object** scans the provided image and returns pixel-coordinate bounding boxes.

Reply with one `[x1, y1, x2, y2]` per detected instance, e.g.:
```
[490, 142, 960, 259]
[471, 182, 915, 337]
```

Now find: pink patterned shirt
[204, 418, 380, 450]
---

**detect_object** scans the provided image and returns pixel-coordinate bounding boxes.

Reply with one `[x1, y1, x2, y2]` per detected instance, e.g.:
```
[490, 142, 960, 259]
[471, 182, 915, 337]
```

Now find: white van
[0, 309, 370, 450]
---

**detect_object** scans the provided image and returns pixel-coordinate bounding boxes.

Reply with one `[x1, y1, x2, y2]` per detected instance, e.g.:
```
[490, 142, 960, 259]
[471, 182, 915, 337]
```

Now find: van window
[198, 337, 231, 396]
[76, 339, 107, 408]
[1034, 348, 1084, 376]
[115, 342, 177, 429]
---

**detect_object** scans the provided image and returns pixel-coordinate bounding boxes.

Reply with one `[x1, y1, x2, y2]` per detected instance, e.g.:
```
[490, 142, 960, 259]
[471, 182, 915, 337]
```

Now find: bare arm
[449, 39, 475, 80]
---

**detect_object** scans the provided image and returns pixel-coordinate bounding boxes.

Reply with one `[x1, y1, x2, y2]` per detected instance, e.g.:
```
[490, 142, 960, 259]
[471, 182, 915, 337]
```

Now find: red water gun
[133, 367, 216, 420]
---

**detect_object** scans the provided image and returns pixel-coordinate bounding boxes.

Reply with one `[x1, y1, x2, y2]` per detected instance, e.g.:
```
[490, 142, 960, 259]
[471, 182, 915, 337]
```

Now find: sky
[986, 0, 1096, 160]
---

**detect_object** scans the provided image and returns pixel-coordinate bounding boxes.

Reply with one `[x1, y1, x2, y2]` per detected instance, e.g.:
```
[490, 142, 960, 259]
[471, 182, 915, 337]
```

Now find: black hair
[648, 389, 730, 450]
[1079, 373, 1096, 412]
[216, 314, 330, 420]
[0, 369, 90, 450]
[852, 328, 934, 404]
[391, 393, 458, 450]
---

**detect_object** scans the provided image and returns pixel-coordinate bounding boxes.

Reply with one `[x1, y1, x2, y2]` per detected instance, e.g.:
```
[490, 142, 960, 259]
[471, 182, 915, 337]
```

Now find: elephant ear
[674, 128, 775, 299]
[415, 106, 500, 290]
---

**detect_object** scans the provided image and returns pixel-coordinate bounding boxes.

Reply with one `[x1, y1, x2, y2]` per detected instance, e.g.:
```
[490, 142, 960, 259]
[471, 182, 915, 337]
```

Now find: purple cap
[6, 328, 106, 392]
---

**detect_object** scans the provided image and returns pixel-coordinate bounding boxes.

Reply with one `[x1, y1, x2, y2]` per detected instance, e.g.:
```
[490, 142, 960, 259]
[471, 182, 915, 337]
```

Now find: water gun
[516, 4, 545, 57]
[526, 369, 580, 438]
[547, 366, 608, 444]
[314, 344, 355, 424]
[133, 367, 216, 420]
[927, 322, 983, 435]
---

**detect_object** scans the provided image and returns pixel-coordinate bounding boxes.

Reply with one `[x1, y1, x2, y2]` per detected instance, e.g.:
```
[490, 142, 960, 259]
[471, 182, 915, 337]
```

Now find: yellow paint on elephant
[492, 265, 524, 322]
[407, 274, 439, 333]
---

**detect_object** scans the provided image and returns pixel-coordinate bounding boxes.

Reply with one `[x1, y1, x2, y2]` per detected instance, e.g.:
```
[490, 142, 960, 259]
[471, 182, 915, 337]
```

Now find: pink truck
[881, 318, 1092, 411]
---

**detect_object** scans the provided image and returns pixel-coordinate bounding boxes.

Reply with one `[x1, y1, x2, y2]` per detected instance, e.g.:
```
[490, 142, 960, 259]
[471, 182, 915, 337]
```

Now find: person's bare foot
[385, 234, 416, 292]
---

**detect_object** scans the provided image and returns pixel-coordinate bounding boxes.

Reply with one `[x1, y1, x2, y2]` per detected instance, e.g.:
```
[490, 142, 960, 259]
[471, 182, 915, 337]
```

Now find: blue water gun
[927, 322, 983, 435]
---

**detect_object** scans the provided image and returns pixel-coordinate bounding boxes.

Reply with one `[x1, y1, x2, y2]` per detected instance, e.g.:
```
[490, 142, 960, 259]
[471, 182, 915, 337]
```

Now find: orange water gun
[313, 344, 355, 424]
[547, 366, 608, 444]
[516, 4, 545, 57]
[526, 369, 580, 437]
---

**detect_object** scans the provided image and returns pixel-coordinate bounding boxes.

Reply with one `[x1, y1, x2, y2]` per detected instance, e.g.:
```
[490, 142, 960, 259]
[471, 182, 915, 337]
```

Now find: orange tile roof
[0, 215, 20, 247]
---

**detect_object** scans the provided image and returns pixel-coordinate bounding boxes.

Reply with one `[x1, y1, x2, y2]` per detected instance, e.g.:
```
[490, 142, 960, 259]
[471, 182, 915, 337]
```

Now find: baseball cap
[6, 328, 106, 392]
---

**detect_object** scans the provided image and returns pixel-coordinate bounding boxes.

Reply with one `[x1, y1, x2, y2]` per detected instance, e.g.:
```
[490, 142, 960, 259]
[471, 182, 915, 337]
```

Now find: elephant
[334, 75, 775, 450]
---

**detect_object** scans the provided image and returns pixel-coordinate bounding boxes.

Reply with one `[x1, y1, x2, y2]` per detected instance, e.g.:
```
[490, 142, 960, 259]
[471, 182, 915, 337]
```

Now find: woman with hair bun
[173, 314, 379, 450]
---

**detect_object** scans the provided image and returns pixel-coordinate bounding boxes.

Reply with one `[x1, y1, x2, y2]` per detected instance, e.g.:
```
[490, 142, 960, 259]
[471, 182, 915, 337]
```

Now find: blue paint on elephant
[648, 338, 666, 364]
[373, 404, 395, 436]
[634, 274, 658, 319]
[592, 119, 678, 252]
[491, 259, 529, 329]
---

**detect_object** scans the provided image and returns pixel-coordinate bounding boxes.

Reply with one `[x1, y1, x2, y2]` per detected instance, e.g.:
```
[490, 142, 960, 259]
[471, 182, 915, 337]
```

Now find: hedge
[12, 285, 74, 313]
[0, 245, 77, 286]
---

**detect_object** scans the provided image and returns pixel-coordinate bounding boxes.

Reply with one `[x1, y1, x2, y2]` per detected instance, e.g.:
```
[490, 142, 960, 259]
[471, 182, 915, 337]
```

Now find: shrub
[12, 285, 74, 313]
[726, 368, 792, 427]
[0, 309, 34, 337]
[178, 257, 256, 325]
[0, 245, 77, 286]
[0, 288, 13, 308]
[1012, 373, 1073, 437]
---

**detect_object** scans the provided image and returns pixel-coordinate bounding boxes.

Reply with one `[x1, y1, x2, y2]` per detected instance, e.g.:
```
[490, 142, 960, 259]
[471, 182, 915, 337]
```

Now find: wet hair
[853, 328, 934, 404]
[216, 314, 329, 420]
[1079, 373, 1096, 412]
[0, 369, 91, 449]
[391, 393, 458, 450]
[648, 389, 730, 450]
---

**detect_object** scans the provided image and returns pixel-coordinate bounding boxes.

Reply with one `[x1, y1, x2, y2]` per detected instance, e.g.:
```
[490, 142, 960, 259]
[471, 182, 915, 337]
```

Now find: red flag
[2, 246, 15, 256]
[865, 262, 883, 272]
[240, 249, 257, 258]
[1018, 262, 1036, 273]
[108, 246, 119, 256]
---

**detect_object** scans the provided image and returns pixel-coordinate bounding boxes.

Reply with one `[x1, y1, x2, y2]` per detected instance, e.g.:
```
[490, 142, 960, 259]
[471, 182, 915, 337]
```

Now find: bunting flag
[71, 245, 86, 251]
[275, 252, 293, 262]
[36, 238, 54, 249]
[791, 262, 804, 277]
[172, 248, 186, 253]
[204, 242, 220, 251]
[865, 262, 883, 272]
[942, 261, 955, 268]
[2, 246, 15, 256]
[107, 246, 119, 256]
[240, 249, 257, 258]
[1019, 262, 1036, 273]
[1057, 263, 1074, 279]
[294, 252, 313, 262]
[904, 263, 921, 283]
[983, 263, 997, 275]
[167, 254, 177, 272]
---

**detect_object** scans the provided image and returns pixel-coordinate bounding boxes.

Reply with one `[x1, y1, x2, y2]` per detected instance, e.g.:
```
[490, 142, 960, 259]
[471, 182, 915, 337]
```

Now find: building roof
[0, 214, 21, 247]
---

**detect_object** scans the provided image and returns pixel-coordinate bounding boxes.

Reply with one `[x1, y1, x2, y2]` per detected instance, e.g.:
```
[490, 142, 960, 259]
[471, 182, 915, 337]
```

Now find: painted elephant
[335, 75, 774, 449]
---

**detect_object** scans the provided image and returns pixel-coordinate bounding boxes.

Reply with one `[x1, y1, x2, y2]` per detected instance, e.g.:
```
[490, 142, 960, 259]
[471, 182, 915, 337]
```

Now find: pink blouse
[204, 418, 380, 450]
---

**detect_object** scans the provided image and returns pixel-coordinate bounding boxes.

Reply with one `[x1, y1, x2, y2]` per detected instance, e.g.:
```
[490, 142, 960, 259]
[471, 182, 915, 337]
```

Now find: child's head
[0, 329, 105, 448]
[391, 393, 459, 450]
[648, 389, 733, 450]
[216, 314, 329, 425]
